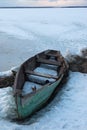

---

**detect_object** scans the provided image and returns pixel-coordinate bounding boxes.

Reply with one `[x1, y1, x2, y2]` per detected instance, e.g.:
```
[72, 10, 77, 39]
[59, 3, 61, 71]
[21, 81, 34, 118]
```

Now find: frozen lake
[0, 8, 87, 130]
[0, 8, 87, 71]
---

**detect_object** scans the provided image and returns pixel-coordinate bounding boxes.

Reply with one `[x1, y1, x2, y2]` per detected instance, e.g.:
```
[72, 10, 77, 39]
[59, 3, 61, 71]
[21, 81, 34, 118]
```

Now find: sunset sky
[0, 0, 87, 7]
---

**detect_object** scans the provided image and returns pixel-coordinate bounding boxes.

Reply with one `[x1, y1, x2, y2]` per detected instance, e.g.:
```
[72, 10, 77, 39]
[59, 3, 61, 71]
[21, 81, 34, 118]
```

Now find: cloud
[0, 0, 87, 7]
[17, 0, 87, 6]
[0, 0, 18, 6]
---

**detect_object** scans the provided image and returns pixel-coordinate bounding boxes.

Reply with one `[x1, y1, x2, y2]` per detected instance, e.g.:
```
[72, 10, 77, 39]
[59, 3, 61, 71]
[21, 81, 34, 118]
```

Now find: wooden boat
[13, 50, 69, 120]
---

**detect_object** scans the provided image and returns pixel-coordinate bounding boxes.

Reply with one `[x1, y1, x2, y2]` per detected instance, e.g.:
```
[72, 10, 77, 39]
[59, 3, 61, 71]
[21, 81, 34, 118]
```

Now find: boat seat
[45, 53, 58, 57]
[37, 58, 61, 66]
[26, 66, 58, 85]
[25, 70, 58, 79]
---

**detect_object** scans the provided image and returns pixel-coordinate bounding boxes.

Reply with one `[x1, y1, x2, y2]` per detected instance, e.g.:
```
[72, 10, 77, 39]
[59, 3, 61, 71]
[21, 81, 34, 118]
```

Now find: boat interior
[14, 50, 63, 95]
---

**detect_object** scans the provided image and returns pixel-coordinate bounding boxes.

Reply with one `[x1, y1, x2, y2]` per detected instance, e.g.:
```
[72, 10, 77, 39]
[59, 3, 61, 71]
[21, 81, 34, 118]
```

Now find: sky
[0, 0, 87, 7]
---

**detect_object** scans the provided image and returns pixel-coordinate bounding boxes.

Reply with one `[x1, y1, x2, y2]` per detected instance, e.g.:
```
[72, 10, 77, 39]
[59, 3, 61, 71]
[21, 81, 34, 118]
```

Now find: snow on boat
[13, 50, 69, 120]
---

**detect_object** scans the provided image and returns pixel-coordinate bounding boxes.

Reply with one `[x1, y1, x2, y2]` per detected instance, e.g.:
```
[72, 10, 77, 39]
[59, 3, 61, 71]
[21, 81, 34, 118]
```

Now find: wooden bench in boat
[45, 53, 58, 57]
[25, 70, 58, 80]
[37, 58, 61, 66]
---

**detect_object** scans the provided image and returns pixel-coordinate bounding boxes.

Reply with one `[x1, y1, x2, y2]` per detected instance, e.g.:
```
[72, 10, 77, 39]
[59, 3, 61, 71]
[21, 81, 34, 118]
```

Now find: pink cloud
[0, 0, 87, 7]
[17, 0, 87, 6]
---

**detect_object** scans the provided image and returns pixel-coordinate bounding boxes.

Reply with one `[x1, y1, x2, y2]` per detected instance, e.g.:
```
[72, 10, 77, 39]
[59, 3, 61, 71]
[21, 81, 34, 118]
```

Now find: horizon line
[0, 5, 87, 8]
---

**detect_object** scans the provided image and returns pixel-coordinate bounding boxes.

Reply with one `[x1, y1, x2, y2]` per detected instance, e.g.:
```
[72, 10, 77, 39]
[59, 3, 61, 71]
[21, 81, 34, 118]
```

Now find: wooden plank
[37, 58, 60, 66]
[45, 53, 58, 57]
[26, 70, 58, 79]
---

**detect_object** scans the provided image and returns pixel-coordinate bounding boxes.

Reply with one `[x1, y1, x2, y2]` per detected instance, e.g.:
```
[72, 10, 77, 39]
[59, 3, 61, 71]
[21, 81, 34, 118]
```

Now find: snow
[0, 70, 12, 78]
[0, 72, 87, 130]
[35, 66, 57, 76]
[28, 66, 57, 84]
[22, 81, 41, 95]
[23, 65, 57, 95]
[0, 8, 87, 130]
[0, 87, 17, 119]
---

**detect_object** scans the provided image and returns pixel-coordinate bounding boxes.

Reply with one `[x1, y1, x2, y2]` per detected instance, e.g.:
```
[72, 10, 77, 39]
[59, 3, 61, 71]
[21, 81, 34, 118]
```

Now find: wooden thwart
[37, 58, 60, 66]
[26, 70, 58, 79]
[45, 53, 58, 57]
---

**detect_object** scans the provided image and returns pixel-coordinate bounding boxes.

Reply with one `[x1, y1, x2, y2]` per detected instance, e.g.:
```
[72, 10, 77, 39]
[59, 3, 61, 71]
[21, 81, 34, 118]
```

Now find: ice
[0, 8, 87, 130]
[0, 8, 87, 71]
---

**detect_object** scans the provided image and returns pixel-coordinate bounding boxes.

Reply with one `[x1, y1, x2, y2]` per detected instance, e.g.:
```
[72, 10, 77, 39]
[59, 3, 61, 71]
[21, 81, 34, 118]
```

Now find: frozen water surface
[0, 8, 87, 130]
[0, 8, 87, 71]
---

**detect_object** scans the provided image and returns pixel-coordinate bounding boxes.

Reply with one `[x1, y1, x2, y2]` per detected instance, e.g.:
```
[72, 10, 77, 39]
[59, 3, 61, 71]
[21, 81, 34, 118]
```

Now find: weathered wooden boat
[13, 50, 69, 120]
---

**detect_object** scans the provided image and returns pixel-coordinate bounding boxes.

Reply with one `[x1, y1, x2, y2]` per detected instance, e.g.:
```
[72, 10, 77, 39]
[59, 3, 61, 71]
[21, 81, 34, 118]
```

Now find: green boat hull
[16, 76, 63, 119]
[14, 50, 69, 119]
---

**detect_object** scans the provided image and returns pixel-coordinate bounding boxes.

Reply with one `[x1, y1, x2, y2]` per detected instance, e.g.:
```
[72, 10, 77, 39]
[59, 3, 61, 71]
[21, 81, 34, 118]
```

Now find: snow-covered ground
[0, 8, 87, 130]
[0, 72, 87, 130]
